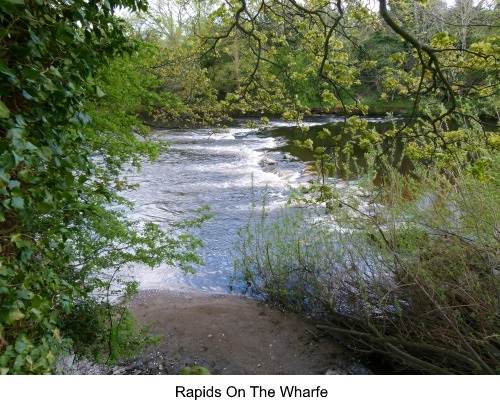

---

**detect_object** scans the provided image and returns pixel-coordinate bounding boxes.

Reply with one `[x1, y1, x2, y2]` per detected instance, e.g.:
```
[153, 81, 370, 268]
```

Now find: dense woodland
[0, 0, 499, 374]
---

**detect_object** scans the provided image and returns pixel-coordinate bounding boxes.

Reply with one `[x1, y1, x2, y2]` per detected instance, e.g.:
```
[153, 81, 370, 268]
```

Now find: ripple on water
[119, 120, 309, 293]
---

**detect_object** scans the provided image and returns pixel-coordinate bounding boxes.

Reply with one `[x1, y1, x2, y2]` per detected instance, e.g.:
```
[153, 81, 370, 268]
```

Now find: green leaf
[7, 308, 25, 324]
[22, 67, 41, 80]
[28, 28, 45, 47]
[14, 115, 26, 127]
[8, 180, 20, 189]
[63, 173, 74, 187]
[6, 127, 23, 140]
[76, 112, 90, 125]
[17, 288, 32, 299]
[10, 234, 22, 243]
[49, 310, 59, 323]
[0, 152, 15, 172]
[11, 151, 24, 166]
[11, 196, 24, 210]
[37, 146, 52, 161]
[46, 351, 55, 364]
[52, 328, 60, 343]
[32, 297, 51, 314]
[25, 142, 38, 151]
[0, 100, 10, 119]
[179, 366, 211, 375]
[0, 172, 9, 185]
[60, 31, 75, 46]
[30, 308, 42, 321]
[96, 85, 105, 98]
[22, 90, 34, 100]
[13, 355, 25, 370]
[49, 66, 62, 78]
[15, 337, 31, 354]
[0, 60, 17, 81]
[42, 78, 57, 92]
[37, 202, 52, 214]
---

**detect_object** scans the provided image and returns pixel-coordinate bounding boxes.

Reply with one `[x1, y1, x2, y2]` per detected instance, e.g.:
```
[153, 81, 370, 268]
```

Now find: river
[118, 116, 401, 294]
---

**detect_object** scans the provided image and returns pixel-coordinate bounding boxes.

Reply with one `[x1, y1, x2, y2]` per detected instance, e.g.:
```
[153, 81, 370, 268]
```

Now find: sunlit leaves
[430, 31, 457, 48]
[0, 101, 9, 119]
[0, 0, 194, 375]
[6, 308, 25, 324]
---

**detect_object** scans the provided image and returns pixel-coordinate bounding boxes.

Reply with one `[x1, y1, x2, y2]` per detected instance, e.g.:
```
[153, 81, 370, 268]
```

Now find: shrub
[233, 158, 499, 374]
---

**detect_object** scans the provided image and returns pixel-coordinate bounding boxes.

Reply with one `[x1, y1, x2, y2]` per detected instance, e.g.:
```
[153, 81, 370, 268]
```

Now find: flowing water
[118, 116, 400, 294]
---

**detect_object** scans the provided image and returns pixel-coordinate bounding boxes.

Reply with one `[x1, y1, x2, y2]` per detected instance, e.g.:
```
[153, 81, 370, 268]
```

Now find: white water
[118, 120, 309, 293]
[116, 116, 402, 294]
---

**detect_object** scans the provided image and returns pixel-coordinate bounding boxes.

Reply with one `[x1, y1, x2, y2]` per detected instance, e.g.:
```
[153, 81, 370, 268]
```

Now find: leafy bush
[60, 281, 160, 365]
[234, 159, 499, 374]
[0, 0, 205, 374]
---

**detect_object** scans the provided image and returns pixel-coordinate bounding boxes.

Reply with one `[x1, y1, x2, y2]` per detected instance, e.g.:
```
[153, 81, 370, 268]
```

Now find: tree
[235, 155, 500, 374]
[0, 0, 206, 374]
[200, 0, 499, 167]
[2, 0, 497, 375]
[222, 0, 500, 374]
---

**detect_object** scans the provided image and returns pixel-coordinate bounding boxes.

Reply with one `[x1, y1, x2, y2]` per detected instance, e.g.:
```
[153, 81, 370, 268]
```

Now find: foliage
[128, 3, 228, 126]
[179, 365, 211, 375]
[226, 1, 499, 375]
[234, 157, 499, 374]
[0, 0, 206, 374]
[2, 0, 499, 375]
[59, 281, 160, 365]
[152, 42, 226, 126]
[84, 40, 179, 172]
[196, 0, 499, 168]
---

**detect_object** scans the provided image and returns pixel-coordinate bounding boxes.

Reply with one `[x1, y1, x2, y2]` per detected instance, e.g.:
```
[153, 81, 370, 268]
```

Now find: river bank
[120, 289, 368, 375]
[110, 118, 385, 375]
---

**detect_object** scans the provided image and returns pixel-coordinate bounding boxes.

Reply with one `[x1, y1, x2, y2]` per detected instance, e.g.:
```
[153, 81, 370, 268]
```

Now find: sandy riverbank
[124, 289, 359, 375]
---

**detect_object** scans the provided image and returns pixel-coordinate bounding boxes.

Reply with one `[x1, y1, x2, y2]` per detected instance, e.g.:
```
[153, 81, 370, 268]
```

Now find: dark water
[118, 116, 400, 293]
[272, 115, 411, 178]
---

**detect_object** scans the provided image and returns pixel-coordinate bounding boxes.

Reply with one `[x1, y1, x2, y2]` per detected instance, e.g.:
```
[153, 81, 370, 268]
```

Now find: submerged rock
[259, 156, 277, 166]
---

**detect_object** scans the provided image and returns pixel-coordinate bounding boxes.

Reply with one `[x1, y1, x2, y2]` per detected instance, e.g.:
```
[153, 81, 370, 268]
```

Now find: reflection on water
[271, 116, 412, 179]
